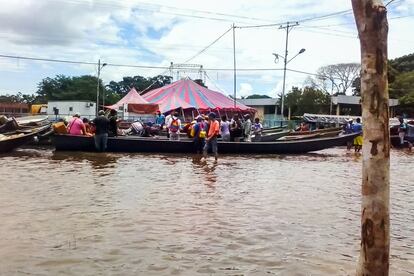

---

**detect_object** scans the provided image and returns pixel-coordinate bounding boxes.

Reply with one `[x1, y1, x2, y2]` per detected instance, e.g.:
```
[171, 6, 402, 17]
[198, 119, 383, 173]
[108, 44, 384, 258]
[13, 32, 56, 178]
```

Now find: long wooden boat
[53, 133, 359, 154]
[0, 124, 52, 153]
[279, 130, 342, 141]
[287, 127, 342, 136]
[16, 115, 49, 126]
[262, 127, 286, 134]
[257, 130, 291, 142]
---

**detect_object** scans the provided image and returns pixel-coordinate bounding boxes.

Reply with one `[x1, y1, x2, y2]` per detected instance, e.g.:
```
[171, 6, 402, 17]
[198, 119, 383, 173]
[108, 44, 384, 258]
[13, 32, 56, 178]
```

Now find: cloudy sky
[0, 0, 413, 98]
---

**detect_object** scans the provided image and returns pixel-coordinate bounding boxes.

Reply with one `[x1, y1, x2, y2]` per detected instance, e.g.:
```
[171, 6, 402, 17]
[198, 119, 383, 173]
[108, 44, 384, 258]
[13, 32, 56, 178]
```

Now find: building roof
[332, 95, 399, 107]
[237, 98, 278, 106]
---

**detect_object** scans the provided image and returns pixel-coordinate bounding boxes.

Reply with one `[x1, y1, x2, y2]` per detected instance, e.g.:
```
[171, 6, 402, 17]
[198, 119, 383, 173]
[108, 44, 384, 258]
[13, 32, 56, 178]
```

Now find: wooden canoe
[52, 132, 359, 154]
[0, 125, 50, 153]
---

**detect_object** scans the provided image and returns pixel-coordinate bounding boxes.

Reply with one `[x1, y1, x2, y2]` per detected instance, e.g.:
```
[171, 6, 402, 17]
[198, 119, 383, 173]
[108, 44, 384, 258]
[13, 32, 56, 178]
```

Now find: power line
[139, 26, 234, 93]
[236, 9, 353, 29]
[0, 53, 285, 72]
[205, 72, 226, 93]
[0, 54, 97, 66]
[51, 0, 277, 25]
[299, 9, 353, 23]
[183, 26, 233, 63]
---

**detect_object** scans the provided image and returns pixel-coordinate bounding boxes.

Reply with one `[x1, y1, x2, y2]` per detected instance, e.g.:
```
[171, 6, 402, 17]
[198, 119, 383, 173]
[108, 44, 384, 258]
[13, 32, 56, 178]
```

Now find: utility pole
[96, 59, 107, 116]
[279, 22, 299, 118]
[232, 23, 237, 108]
[96, 59, 100, 116]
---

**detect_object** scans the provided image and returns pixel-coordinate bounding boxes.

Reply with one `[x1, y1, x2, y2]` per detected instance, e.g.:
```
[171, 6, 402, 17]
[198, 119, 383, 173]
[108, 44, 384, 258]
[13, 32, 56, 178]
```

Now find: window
[264, 105, 276, 114]
[69, 107, 73, 112]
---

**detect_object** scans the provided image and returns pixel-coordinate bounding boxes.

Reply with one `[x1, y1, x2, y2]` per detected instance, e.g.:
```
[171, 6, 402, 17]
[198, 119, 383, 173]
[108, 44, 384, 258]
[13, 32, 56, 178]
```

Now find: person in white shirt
[167, 112, 181, 141]
[243, 114, 252, 142]
[164, 112, 172, 138]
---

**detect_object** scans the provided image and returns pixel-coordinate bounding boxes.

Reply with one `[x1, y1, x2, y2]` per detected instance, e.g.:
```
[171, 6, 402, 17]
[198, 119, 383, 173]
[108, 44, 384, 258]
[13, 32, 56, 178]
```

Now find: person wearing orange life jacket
[167, 112, 181, 141]
[203, 112, 220, 161]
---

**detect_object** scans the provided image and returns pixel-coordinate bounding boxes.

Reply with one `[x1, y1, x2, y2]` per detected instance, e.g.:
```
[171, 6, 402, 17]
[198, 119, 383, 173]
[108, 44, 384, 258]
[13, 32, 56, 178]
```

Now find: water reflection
[0, 147, 412, 275]
[52, 151, 120, 169]
[191, 156, 218, 188]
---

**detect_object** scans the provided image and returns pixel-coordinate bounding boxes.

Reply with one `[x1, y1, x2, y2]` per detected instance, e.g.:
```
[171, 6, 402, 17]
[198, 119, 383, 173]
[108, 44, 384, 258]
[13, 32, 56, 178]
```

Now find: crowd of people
[65, 109, 262, 155]
[66, 110, 118, 151]
[161, 111, 262, 160]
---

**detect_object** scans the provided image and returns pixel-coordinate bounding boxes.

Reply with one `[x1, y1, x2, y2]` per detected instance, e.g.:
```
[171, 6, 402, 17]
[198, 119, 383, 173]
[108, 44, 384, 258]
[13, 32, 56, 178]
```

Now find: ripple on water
[0, 147, 412, 275]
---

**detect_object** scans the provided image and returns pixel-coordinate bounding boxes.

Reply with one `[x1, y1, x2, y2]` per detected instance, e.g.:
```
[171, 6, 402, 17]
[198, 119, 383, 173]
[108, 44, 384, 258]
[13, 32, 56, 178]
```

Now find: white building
[47, 101, 96, 119]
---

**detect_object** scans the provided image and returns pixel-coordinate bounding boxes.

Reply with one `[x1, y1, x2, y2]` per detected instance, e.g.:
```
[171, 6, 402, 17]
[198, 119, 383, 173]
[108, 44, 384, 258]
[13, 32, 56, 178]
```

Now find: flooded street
[0, 147, 413, 275]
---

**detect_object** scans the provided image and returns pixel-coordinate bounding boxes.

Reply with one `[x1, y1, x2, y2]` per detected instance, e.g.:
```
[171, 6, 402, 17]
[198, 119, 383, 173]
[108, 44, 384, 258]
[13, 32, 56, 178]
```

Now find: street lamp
[96, 59, 107, 116]
[273, 48, 306, 118]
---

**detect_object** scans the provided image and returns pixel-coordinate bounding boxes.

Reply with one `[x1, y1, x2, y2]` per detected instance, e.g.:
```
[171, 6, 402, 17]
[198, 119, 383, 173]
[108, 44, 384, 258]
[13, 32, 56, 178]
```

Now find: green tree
[389, 53, 414, 73]
[389, 71, 414, 100]
[282, 86, 330, 116]
[0, 92, 37, 103]
[246, 94, 271, 99]
[106, 75, 172, 97]
[36, 75, 120, 105]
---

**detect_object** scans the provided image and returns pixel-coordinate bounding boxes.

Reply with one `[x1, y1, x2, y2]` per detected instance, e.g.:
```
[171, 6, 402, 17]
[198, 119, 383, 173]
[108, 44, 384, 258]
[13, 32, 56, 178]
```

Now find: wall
[254, 106, 265, 120]
[47, 101, 96, 118]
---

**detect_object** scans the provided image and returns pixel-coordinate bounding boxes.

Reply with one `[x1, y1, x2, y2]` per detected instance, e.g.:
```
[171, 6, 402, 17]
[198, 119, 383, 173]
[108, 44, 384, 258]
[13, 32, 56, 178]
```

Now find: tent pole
[233, 23, 237, 108]
[181, 108, 185, 122]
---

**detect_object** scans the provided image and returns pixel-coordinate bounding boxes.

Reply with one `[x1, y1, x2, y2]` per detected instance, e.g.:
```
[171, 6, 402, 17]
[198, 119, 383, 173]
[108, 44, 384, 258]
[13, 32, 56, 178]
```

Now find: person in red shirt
[203, 112, 219, 160]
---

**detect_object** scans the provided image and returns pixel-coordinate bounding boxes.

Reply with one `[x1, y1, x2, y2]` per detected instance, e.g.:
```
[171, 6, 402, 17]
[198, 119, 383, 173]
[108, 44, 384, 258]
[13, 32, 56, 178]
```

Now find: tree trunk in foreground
[351, 0, 390, 275]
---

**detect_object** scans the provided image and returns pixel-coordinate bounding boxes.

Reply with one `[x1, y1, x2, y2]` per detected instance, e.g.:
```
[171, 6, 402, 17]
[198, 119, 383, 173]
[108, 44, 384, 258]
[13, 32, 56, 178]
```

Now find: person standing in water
[398, 117, 408, 145]
[92, 110, 110, 152]
[203, 112, 219, 161]
[192, 116, 207, 154]
[352, 118, 363, 153]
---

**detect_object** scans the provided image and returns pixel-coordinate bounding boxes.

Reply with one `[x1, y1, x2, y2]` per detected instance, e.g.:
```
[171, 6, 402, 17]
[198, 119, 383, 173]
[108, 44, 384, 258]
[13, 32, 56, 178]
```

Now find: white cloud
[0, 0, 413, 96]
[238, 82, 253, 97]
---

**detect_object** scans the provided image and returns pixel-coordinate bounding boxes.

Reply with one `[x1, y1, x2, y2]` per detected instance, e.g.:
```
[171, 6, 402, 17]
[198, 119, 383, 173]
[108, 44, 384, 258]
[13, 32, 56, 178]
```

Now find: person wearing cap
[343, 118, 354, 151]
[352, 118, 363, 153]
[92, 110, 110, 152]
[243, 114, 252, 142]
[203, 112, 220, 160]
[67, 112, 86, 136]
[155, 110, 165, 127]
[192, 115, 207, 154]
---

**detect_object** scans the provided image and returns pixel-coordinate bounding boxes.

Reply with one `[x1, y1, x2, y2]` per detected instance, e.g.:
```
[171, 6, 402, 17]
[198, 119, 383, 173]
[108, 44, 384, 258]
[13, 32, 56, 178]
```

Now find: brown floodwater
[0, 147, 413, 275]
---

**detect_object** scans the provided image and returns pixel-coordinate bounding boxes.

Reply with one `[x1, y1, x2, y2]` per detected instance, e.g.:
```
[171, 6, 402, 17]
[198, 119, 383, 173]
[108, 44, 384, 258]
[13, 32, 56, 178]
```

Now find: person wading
[191, 116, 207, 154]
[398, 117, 408, 146]
[92, 110, 110, 152]
[203, 112, 219, 161]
